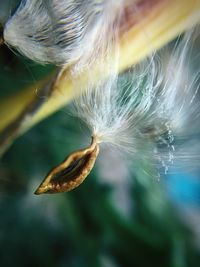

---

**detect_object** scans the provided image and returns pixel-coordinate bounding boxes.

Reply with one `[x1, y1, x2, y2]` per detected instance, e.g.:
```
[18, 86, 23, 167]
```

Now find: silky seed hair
[73, 28, 200, 173]
[154, 31, 200, 172]
[3, 0, 125, 65]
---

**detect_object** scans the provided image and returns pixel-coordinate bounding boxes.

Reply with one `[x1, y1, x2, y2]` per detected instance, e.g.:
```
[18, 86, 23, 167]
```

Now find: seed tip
[34, 185, 48, 195]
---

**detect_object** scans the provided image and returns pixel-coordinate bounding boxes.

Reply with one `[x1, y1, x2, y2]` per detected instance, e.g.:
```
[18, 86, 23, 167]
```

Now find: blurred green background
[1, 1, 200, 266]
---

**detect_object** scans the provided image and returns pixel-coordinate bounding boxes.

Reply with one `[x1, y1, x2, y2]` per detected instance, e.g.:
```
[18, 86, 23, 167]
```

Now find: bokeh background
[1, 1, 200, 267]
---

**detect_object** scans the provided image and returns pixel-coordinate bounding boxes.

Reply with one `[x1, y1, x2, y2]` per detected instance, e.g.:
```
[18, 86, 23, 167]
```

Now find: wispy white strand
[141, 31, 200, 171]
[73, 28, 200, 172]
[74, 57, 162, 152]
[3, 0, 125, 65]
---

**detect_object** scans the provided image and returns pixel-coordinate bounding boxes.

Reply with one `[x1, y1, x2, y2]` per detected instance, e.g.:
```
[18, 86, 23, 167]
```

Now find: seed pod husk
[35, 137, 99, 194]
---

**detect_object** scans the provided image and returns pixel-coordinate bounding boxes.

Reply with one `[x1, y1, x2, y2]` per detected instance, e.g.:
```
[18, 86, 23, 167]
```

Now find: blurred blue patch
[165, 172, 200, 207]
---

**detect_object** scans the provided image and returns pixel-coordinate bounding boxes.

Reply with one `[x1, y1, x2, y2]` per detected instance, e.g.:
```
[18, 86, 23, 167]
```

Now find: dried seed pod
[34, 137, 99, 194]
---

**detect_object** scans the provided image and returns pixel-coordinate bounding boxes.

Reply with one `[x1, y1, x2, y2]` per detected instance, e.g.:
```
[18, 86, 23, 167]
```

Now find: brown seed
[34, 136, 99, 194]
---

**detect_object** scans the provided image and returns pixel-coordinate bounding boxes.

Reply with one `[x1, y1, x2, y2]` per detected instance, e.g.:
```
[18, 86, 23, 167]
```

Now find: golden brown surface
[34, 137, 99, 194]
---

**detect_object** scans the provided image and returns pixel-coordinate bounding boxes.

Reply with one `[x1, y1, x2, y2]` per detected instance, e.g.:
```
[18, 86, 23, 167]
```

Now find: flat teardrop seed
[34, 137, 99, 194]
